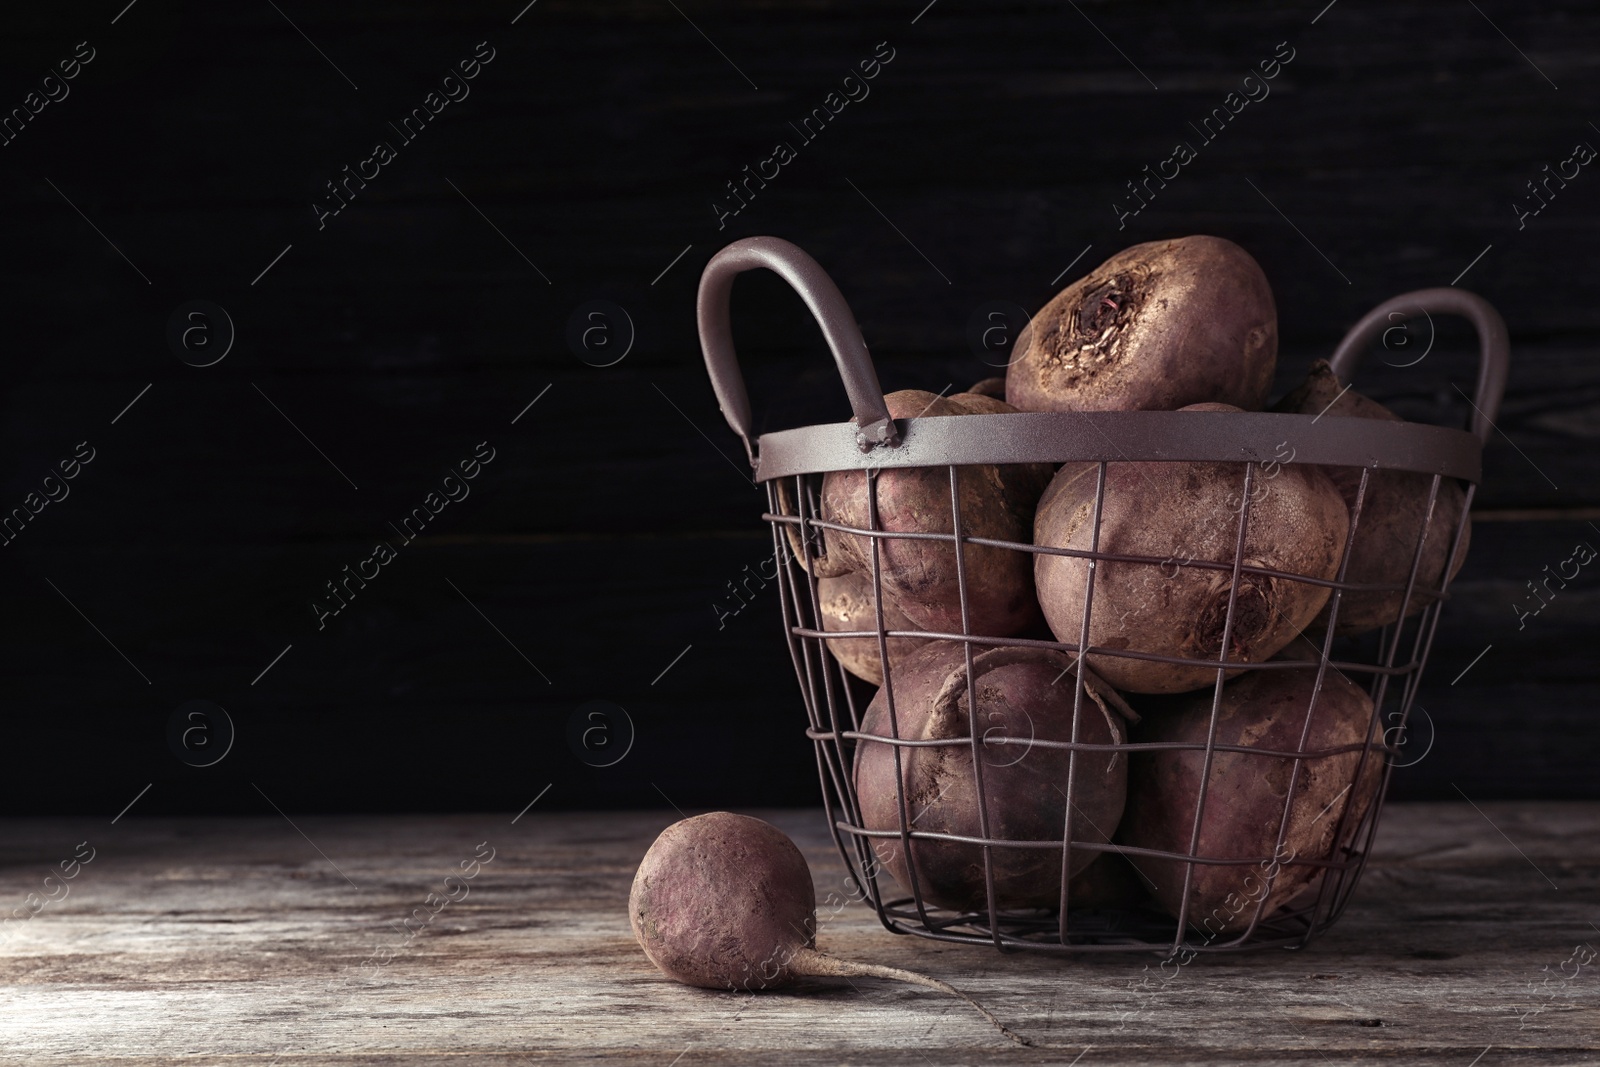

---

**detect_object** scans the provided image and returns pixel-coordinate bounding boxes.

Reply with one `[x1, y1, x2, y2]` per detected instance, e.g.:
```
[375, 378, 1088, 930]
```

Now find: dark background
[1, 0, 1594, 816]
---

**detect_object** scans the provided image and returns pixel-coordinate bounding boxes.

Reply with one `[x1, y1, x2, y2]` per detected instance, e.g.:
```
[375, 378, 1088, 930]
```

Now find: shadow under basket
[696, 236, 1509, 956]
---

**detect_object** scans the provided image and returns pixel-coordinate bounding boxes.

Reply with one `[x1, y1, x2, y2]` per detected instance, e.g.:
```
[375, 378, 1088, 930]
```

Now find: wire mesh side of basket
[762, 452, 1475, 957]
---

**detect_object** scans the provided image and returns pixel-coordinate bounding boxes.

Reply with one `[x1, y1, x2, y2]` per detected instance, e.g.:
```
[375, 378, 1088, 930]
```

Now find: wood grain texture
[1, 804, 1597, 1064]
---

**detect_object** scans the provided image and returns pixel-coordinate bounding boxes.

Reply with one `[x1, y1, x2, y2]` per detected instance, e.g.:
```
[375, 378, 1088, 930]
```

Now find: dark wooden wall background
[1, 0, 1595, 815]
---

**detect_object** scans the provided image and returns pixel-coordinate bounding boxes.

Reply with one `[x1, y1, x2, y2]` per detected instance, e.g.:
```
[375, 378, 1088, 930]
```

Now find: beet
[852, 641, 1128, 912]
[1273, 360, 1471, 635]
[1032, 404, 1350, 693]
[629, 811, 1026, 1044]
[1006, 236, 1277, 413]
[630, 812, 815, 991]
[1119, 667, 1384, 935]
[821, 389, 1053, 639]
[817, 570, 932, 686]
[774, 476, 851, 579]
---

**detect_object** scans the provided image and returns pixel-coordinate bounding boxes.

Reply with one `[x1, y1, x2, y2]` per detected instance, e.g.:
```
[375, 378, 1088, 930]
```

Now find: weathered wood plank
[0, 805, 1595, 1064]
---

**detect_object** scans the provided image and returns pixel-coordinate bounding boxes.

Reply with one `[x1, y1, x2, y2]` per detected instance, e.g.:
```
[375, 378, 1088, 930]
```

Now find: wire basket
[696, 236, 1508, 956]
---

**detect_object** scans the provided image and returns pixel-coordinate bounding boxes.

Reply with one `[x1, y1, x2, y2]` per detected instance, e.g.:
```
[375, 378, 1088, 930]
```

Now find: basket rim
[752, 408, 1481, 483]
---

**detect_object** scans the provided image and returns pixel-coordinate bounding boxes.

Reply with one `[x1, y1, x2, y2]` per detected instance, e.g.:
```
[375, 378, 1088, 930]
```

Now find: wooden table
[2, 803, 1596, 1064]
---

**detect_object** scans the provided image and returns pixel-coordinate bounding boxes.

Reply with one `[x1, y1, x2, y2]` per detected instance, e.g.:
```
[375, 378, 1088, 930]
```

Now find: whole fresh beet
[1006, 236, 1277, 413]
[1033, 404, 1350, 694]
[1274, 359, 1471, 635]
[631, 812, 818, 991]
[821, 389, 1053, 638]
[853, 641, 1128, 912]
[629, 811, 1026, 1044]
[817, 570, 932, 686]
[1119, 667, 1384, 935]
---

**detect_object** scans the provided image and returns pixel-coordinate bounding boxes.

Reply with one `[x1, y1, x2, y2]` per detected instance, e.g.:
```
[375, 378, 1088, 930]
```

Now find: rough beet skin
[1119, 667, 1384, 935]
[1005, 236, 1277, 414]
[1274, 359, 1471, 636]
[818, 570, 932, 686]
[629, 812, 1029, 1044]
[853, 641, 1128, 912]
[821, 389, 1053, 639]
[630, 812, 817, 990]
[1032, 404, 1350, 694]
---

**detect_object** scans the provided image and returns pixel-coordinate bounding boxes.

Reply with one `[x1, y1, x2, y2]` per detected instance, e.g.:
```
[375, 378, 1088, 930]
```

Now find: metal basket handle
[1326, 287, 1509, 445]
[697, 236, 900, 464]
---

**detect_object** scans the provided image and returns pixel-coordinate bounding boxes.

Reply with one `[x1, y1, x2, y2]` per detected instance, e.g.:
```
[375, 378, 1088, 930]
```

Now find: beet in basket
[695, 235, 1509, 955]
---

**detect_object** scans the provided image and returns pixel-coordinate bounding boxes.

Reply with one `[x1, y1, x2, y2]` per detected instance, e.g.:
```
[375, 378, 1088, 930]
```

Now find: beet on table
[0, 802, 1595, 1065]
